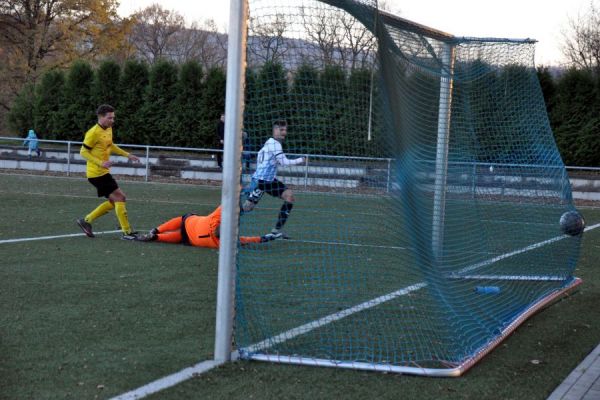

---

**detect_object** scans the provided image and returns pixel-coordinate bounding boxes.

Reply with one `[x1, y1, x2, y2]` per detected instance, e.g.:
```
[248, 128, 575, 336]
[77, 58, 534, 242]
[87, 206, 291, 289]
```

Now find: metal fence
[2, 136, 599, 200]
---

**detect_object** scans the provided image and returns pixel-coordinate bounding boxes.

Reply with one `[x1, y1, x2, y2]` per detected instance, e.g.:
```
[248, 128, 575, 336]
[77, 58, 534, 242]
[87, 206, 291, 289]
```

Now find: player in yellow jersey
[76, 104, 140, 240]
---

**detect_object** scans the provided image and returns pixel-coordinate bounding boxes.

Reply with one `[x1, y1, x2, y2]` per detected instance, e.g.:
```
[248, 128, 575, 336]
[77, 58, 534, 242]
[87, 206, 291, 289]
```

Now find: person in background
[242, 130, 253, 172]
[23, 129, 42, 157]
[216, 112, 225, 169]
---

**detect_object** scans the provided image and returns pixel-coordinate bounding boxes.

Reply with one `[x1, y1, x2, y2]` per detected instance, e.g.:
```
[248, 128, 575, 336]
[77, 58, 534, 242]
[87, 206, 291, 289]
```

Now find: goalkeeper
[134, 205, 278, 248]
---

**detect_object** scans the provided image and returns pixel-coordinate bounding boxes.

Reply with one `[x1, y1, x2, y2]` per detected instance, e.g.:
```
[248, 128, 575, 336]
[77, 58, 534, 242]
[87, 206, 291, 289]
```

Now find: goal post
[214, 0, 249, 363]
[216, 0, 585, 376]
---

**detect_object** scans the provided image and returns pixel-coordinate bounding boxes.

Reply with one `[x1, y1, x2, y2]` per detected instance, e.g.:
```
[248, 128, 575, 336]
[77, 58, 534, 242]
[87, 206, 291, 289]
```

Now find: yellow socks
[114, 201, 132, 234]
[84, 201, 133, 234]
[85, 201, 114, 223]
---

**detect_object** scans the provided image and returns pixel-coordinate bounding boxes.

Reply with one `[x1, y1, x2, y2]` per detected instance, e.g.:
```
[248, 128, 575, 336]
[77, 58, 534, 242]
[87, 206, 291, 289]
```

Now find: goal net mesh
[234, 0, 582, 374]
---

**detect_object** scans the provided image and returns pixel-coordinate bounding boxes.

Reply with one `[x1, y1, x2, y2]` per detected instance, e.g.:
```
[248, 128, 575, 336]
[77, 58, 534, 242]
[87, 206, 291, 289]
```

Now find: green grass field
[1, 173, 599, 400]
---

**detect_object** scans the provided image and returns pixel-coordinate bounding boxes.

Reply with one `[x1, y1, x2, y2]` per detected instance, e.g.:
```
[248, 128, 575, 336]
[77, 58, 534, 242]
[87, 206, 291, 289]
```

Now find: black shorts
[247, 179, 287, 204]
[180, 213, 197, 245]
[88, 173, 119, 198]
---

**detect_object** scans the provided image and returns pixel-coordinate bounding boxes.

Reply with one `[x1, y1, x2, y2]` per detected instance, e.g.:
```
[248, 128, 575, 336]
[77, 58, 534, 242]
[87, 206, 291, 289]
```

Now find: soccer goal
[216, 0, 584, 376]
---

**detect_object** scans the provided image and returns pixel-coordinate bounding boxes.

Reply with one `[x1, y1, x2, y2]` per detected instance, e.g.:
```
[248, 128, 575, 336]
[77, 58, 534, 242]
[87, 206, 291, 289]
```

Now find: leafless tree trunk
[299, 4, 376, 70]
[170, 19, 226, 68]
[337, 11, 377, 70]
[561, 2, 600, 75]
[128, 3, 185, 64]
[299, 5, 342, 67]
[248, 12, 291, 64]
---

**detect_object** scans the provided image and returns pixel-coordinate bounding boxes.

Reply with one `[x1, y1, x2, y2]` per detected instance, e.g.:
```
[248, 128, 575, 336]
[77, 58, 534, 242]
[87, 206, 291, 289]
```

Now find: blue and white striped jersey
[252, 138, 304, 181]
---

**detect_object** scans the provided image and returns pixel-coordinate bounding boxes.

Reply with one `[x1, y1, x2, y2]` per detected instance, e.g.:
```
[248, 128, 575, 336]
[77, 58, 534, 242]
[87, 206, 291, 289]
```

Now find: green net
[235, 0, 583, 374]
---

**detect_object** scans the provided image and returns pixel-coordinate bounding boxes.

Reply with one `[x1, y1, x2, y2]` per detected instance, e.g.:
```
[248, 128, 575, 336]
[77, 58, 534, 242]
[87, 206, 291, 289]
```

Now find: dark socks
[276, 202, 293, 230]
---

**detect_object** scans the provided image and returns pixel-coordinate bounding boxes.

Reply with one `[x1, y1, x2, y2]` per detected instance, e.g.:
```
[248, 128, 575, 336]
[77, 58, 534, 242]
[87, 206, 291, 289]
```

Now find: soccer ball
[559, 211, 585, 236]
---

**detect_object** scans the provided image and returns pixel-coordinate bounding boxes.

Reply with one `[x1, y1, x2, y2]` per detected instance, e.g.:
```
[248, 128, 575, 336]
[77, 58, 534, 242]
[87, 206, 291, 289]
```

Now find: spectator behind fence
[216, 113, 225, 169]
[242, 130, 253, 172]
[23, 129, 41, 157]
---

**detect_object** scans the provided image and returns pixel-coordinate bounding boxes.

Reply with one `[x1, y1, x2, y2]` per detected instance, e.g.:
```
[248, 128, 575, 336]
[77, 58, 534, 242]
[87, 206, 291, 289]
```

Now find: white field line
[0, 190, 213, 207]
[243, 222, 600, 353]
[0, 230, 122, 244]
[243, 282, 427, 353]
[108, 360, 223, 400]
[0, 190, 386, 216]
[0, 171, 224, 190]
[456, 222, 600, 275]
[286, 239, 408, 250]
[111, 221, 600, 399]
[448, 274, 566, 281]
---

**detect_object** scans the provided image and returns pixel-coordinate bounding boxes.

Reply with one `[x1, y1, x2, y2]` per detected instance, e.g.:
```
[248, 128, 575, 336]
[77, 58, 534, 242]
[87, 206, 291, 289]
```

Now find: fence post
[145, 146, 150, 182]
[471, 162, 476, 199]
[67, 141, 71, 177]
[386, 158, 391, 193]
[304, 155, 309, 189]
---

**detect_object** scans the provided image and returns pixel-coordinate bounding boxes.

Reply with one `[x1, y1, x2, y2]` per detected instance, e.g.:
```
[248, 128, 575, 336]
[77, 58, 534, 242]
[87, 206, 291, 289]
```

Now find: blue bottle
[475, 286, 501, 294]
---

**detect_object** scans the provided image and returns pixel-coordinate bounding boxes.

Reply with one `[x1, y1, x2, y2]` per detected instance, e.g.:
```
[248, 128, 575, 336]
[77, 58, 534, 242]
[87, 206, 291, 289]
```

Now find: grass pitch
[0, 173, 598, 400]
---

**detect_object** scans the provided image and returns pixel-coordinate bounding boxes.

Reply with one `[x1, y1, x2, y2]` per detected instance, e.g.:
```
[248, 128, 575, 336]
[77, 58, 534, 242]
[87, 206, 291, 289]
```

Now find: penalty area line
[0, 230, 121, 244]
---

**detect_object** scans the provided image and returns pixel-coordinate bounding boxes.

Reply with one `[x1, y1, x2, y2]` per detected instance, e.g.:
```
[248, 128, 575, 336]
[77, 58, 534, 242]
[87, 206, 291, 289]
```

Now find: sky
[117, 0, 595, 66]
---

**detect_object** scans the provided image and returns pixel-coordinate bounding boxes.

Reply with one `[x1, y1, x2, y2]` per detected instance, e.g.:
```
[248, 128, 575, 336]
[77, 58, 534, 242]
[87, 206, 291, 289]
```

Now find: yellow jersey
[80, 124, 129, 178]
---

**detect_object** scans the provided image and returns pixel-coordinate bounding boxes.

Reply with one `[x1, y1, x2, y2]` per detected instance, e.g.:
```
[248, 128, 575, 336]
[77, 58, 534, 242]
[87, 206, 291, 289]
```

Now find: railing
[0, 137, 393, 191]
[1, 136, 599, 199]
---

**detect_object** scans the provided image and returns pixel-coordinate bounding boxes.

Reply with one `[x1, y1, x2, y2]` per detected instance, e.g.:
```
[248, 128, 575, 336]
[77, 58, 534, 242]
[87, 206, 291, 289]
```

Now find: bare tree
[170, 18, 226, 68]
[378, 0, 402, 15]
[299, 4, 376, 69]
[128, 3, 185, 64]
[299, 5, 342, 67]
[248, 12, 291, 64]
[561, 1, 600, 74]
[337, 11, 377, 70]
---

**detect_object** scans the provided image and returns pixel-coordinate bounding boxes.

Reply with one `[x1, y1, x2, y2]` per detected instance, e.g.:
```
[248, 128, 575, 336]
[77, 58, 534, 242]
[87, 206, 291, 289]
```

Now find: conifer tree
[174, 61, 204, 147]
[139, 60, 179, 145]
[199, 67, 226, 148]
[7, 84, 35, 136]
[34, 70, 65, 139]
[93, 60, 122, 109]
[119, 60, 150, 144]
[59, 61, 96, 140]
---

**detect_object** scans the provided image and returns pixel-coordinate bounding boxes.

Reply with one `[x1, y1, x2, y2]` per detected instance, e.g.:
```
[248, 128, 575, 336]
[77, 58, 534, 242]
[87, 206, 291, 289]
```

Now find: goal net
[232, 0, 583, 375]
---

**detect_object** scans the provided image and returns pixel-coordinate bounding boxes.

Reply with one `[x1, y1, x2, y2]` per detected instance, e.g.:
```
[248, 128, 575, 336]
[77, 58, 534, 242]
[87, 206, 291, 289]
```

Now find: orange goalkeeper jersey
[185, 206, 222, 248]
[184, 206, 261, 248]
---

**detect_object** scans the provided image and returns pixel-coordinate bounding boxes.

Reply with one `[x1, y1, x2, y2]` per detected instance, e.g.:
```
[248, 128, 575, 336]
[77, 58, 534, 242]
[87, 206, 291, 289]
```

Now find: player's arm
[80, 131, 104, 167]
[275, 152, 305, 166]
[110, 143, 140, 162]
[272, 140, 304, 166]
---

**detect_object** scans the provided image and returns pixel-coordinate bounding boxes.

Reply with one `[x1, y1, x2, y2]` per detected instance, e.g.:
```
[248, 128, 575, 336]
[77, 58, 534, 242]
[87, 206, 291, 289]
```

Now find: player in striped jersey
[241, 120, 304, 239]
